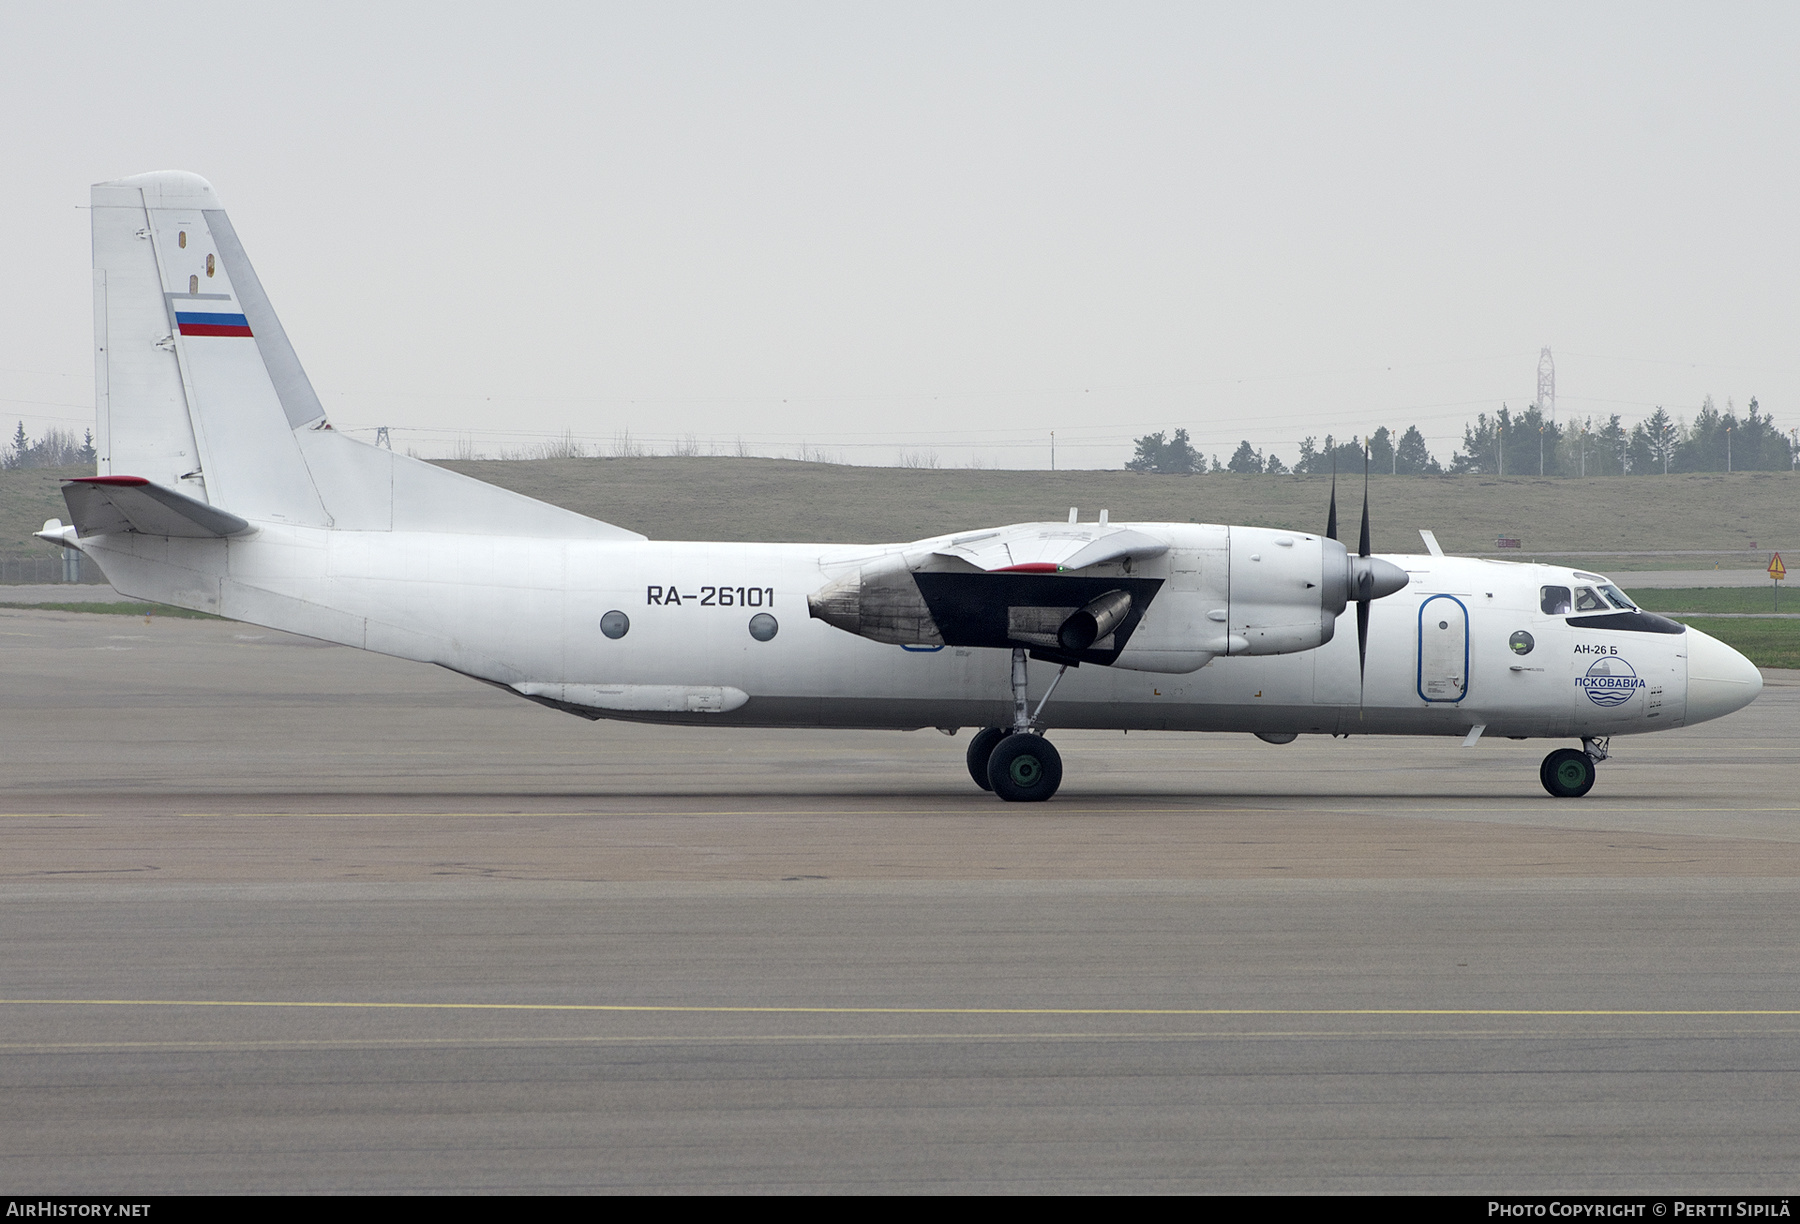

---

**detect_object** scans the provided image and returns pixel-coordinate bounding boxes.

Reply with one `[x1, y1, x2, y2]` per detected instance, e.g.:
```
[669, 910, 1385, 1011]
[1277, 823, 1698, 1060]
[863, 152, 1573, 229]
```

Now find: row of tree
[4, 423, 95, 470]
[1127, 397, 1796, 476]
[1127, 426, 1439, 475]
[1450, 398, 1793, 476]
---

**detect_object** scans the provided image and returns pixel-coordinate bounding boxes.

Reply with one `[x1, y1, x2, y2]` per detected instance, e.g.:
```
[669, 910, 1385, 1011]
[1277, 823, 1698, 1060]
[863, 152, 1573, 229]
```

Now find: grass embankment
[1630, 587, 1793, 614]
[1625, 587, 1800, 666]
[442, 458, 1800, 557]
[0, 465, 89, 553]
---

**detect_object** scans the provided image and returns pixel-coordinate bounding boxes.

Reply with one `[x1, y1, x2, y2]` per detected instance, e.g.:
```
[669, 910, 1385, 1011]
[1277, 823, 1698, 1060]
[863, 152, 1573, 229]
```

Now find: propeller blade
[1327, 459, 1338, 542]
[1357, 595, 1371, 713]
[1357, 596, 1370, 679]
[1358, 446, 1371, 558]
[1357, 444, 1372, 710]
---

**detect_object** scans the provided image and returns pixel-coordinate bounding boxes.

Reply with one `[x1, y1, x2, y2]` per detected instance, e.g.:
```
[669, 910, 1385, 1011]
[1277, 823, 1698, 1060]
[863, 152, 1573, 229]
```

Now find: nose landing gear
[1540, 737, 1608, 798]
[967, 648, 1067, 802]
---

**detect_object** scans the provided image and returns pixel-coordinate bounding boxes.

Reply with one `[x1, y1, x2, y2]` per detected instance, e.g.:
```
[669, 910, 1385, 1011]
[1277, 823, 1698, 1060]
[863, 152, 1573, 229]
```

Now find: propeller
[1322, 442, 1407, 704]
[1356, 445, 1372, 703]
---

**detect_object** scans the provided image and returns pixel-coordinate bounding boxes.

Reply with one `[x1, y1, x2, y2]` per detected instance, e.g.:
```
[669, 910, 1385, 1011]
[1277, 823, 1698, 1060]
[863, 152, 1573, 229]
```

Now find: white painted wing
[929, 523, 1168, 572]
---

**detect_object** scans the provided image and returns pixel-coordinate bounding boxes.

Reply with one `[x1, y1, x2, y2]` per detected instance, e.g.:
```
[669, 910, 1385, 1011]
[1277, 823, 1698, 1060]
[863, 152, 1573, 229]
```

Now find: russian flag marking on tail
[168, 293, 253, 337]
[176, 310, 253, 337]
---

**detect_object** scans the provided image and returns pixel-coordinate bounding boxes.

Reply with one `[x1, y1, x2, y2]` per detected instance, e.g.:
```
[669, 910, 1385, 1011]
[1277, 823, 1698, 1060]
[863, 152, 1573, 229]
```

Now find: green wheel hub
[987, 733, 1064, 802]
[1541, 747, 1598, 798]
[1008, 754, 1044, 787]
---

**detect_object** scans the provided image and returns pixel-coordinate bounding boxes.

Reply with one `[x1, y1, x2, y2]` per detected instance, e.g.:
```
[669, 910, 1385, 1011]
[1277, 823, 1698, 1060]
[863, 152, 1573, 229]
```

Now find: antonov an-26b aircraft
[41, 171, 1764, 801]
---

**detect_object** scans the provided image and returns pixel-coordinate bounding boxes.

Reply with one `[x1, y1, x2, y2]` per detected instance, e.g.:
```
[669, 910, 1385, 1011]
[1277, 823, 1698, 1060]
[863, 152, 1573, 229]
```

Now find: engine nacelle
[1225, 527, 1333, 655]
[1223, 528, 1409, 656]
[807, 552, 943, 646]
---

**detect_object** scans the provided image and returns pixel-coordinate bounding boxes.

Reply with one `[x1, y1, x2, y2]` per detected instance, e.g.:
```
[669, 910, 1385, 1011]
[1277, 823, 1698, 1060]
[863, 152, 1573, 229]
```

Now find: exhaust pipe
[1057, 589, 1132, 652]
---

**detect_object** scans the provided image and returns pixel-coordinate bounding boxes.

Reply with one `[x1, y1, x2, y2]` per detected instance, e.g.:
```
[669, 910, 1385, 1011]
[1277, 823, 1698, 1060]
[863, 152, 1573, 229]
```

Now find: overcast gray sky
[4, 2, 1796, 468]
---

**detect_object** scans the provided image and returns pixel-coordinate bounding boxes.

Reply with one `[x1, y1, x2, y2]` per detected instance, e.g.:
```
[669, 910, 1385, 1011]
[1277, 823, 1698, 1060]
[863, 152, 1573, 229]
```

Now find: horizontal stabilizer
[62, 476, 251, 539]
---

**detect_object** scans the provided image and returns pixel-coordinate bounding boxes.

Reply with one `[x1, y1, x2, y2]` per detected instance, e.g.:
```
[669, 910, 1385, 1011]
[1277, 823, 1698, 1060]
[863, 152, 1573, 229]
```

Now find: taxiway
[2, 608, 1796, 1192]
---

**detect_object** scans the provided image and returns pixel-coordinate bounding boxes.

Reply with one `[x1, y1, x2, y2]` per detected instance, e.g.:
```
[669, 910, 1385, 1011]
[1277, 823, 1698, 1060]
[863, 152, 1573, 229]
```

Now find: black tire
[966, 727, 1007, 791]
[987, 733, 1063, 802]
[1541, 748, 1596, 798]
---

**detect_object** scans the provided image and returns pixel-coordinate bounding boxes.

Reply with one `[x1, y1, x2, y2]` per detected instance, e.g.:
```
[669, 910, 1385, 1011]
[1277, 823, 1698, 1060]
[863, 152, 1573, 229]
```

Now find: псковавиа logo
[1577, 656, 1643, 707]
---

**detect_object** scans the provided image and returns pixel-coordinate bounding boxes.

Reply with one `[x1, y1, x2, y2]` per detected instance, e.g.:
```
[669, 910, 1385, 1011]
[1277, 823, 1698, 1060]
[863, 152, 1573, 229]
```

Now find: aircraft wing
[811, 521, 1170, 666]
[928, 523, 1168, 572]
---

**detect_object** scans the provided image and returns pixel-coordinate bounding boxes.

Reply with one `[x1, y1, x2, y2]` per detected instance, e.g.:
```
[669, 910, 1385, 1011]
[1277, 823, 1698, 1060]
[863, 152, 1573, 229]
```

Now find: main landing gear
[1540, 737, 1608, 798]
[967, 648, 1067, 802]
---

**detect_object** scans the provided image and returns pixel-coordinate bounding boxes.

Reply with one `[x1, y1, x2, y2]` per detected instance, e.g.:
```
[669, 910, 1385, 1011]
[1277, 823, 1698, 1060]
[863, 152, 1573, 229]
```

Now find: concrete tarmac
[3, 608, 1798, 1193]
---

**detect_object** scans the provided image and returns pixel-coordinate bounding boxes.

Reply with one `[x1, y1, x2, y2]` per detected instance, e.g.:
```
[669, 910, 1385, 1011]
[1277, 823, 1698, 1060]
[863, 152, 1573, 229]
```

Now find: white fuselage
[82, 520, 1738, 740]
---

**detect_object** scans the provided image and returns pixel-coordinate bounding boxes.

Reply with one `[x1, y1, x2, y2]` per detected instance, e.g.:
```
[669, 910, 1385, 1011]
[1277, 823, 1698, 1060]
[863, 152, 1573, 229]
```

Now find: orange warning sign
[1770, 553, 1787, 581]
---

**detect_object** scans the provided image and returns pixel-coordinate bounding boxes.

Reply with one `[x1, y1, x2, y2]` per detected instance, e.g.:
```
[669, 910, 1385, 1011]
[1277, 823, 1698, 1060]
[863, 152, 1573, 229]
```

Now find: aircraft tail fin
[89, 171, 641, 540]
[91, 171, 329, 525]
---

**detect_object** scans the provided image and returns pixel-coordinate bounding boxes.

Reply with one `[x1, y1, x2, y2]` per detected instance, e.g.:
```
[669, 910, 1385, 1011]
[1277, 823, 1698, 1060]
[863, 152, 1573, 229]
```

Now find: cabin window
[188, 275, 198, 294]
[1575, 587, 1607, 612]
[1540, 586, 1571, 615]
[178, 231, 186, 248]
[748, 613, 779, 642]
[1599, 584, 1636, 611]
[599, 610, 629, 639]
[206, 253, 215, 277]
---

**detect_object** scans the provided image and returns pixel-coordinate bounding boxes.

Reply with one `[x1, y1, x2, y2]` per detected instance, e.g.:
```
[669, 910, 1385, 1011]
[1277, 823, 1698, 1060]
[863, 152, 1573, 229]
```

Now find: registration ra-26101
[646, 585, 775, 608]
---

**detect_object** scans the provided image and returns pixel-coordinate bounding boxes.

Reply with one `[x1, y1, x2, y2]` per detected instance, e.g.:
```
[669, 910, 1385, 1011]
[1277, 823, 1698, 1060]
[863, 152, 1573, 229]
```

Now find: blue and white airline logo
[1577, 656, 1643, 707]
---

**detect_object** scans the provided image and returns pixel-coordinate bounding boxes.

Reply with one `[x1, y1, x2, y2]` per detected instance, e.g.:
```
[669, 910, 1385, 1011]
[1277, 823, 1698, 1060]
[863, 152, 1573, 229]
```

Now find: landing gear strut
[968, 648, 1066, 802]
[1540, 737, 1606, 798]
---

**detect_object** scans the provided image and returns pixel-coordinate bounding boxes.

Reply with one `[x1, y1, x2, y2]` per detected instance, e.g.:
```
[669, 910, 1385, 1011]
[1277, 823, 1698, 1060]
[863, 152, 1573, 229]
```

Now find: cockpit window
[1598, 584, 1637, 611]
[1540, 586, 1572, 615]
[1575, 587, 1607, 612]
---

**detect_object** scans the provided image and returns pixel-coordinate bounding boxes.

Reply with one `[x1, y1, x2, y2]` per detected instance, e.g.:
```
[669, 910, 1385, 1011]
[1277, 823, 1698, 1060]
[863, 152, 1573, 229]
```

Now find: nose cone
[1686, 626, 1763, 725]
